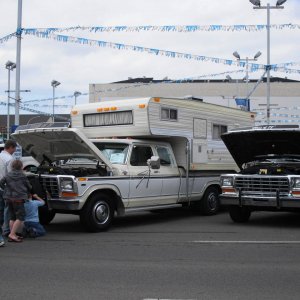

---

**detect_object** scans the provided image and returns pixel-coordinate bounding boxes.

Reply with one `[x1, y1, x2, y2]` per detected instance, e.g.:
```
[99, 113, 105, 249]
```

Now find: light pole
[249, 0, 287, 124]
[233, 51, 262, 98]
[74, 91, 81, 106]
[51, 80, 61, 122]
[15, 0, 23, 126]
[5, 61, 17, 139]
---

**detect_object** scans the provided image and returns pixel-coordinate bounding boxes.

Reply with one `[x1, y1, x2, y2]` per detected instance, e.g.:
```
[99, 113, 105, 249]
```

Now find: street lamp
[250, 0, 287, 124]
[74, 91, 81, 106]
[233, 51, 262, 97]
[5, 60, 17, 139]
[51, 80, 61, 122]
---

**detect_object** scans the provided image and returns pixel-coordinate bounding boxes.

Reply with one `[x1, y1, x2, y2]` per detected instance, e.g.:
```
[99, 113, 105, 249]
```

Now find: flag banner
[22, 70, 245, 104]
[23, 30, 300, 75]
[24, 30, 266, 69]
[23, 24, 300, 34]
[0, 32, 16, 44]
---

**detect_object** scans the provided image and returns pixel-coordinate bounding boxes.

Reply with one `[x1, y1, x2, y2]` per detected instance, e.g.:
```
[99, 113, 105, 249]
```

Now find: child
[24, 193, 46, 238]
[0, 159, 31, 242]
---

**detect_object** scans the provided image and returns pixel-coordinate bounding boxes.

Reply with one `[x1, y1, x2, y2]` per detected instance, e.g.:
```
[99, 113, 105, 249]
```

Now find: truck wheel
[200, 187, 220, 215]
[80, 193, 114, 232]
[229, 206, 251, 223]
[39, 206, 56, 225]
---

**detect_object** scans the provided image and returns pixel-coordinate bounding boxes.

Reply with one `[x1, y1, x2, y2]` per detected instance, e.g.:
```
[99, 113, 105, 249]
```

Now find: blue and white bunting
[23, 30, 300, 75]
[0, 32, 16, 44]
[23, 23, 300, 34]
[24, 30, 267, 70]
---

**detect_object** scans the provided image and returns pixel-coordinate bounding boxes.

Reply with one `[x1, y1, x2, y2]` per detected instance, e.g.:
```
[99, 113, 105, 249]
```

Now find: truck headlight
[293, 178, 300, 189]
[60, 178, 74, 192]
[221, 177, 234, 187]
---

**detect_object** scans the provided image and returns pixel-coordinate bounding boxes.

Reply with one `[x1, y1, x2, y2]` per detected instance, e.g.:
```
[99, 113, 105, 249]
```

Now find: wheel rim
[93, 201, 110, 224]
[207, 192, 218, 211]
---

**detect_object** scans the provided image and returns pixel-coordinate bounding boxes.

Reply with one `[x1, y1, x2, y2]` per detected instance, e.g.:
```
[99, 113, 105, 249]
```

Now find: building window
[212, 124, 227, 140]
[161, 107, 178, 121]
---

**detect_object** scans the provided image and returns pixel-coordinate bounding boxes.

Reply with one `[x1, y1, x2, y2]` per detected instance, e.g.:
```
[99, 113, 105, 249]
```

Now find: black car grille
[234, 176, 290, 194]
[40, 176, 59, 198]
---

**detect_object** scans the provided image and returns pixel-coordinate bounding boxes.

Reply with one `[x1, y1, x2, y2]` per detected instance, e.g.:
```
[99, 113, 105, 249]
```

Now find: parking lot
[1, 208, 300, 300]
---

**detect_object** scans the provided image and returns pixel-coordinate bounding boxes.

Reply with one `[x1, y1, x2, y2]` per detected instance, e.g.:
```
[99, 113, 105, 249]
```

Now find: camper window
[130, 145, 153, 166]
[84, 111, 133, 127]
[212, 124, 228, 140]
[161, 108, 178, 121]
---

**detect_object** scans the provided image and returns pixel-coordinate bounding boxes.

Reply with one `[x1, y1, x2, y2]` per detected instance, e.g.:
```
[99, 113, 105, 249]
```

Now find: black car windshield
[93, 142, 129, 164]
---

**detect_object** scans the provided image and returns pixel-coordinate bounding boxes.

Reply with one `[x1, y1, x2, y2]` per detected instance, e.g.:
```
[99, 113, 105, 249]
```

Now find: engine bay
[241, 161, 300, 175]
[31, 163, 108, 177]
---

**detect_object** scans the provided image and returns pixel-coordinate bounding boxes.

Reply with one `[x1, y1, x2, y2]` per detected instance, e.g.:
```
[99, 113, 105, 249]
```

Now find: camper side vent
[84, 111, 133, 127]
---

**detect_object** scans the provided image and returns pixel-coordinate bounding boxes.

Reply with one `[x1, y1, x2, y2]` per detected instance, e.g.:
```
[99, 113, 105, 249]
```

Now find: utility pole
[15, 0, 23, 126]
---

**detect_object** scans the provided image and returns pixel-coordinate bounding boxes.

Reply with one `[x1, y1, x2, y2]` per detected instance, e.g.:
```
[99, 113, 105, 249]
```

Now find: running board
[125, 203, 182, 213]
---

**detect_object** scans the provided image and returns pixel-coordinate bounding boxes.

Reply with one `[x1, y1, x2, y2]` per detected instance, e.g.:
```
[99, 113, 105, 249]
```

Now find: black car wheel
[80, 193, 114, 232]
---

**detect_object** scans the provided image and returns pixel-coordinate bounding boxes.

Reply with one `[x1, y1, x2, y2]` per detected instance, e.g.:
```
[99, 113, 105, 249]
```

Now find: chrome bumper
[48, 198, 80, 211]
[220, 194, 300, 209]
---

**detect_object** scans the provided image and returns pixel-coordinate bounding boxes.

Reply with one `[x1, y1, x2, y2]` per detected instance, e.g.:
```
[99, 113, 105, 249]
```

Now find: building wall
[89, 81, 300, 125]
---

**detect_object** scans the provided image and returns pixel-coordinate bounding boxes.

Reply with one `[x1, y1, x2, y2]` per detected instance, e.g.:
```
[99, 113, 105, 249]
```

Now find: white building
[89, 77, 300, 125]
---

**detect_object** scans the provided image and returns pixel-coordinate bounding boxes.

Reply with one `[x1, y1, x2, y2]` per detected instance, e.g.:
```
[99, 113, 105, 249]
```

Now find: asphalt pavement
[1, 208, 300, 300]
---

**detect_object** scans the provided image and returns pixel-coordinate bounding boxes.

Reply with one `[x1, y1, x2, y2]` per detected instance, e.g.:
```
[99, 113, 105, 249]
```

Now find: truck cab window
[156, 146, 174, 166]
[130, 145, 153, 166]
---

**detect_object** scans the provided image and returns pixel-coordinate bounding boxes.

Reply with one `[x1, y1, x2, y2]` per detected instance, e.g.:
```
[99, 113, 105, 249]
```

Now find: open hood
[221, 126, 300, 169]
[12, 127, 113, 170]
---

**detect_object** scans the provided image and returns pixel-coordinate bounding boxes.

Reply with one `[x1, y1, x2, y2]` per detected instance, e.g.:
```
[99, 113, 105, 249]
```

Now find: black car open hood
[221, 126, 300, 169]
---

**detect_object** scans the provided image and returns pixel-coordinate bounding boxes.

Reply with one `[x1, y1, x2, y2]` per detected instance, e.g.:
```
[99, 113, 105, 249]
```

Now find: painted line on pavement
[190, 240, 300, 244]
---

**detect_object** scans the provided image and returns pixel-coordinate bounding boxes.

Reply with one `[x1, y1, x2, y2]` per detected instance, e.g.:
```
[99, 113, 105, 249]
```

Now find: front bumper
[220, 194, 300, 209]
[48, 198, 81, 211]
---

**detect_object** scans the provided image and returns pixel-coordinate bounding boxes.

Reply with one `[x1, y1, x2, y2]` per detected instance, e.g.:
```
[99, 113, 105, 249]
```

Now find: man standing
[0, 140, 17, 246]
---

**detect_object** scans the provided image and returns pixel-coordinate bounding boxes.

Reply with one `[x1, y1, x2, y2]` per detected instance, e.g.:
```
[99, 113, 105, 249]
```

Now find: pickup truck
[220, 125, 300, 222]
[12, 126, 222, 231]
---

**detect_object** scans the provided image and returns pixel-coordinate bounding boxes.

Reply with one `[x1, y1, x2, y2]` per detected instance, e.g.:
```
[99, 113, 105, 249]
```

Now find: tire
[229, 206, 251, 223]
[39, 206, 56, 225]
[200, 186, 220, 215]
[80, 193, 114, 232]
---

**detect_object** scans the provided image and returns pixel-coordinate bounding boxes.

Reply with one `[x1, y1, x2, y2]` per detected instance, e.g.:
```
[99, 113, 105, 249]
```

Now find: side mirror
[147, 156, 160, 169]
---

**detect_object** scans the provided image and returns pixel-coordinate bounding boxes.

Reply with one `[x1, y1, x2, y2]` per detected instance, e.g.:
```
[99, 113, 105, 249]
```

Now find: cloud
[0, 0, 299, 116]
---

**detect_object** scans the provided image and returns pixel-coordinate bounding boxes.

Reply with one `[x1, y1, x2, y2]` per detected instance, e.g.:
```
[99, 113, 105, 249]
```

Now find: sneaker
[0, 240, 5, 247]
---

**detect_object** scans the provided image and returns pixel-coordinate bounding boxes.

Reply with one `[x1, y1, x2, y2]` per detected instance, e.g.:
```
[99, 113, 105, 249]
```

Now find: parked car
[0, 143, 39, 170]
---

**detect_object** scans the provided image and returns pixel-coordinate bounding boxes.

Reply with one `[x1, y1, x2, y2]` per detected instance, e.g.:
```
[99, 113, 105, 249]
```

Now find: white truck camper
[12, 97, 255, 231]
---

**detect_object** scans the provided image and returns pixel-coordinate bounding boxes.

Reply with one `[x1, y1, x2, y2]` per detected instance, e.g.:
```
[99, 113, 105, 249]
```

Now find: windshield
[93, 142, 129, 164]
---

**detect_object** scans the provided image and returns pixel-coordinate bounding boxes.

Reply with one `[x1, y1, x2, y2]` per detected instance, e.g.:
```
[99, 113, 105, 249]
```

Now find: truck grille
[40, 176, 59, 198]
[234, 176, 290, 194]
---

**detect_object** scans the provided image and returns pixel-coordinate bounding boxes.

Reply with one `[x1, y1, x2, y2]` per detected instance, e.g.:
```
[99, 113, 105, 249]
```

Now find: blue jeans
[3, 204, 10, 236]
[24, 221, 46, 237]
[0, 190, 4, 241]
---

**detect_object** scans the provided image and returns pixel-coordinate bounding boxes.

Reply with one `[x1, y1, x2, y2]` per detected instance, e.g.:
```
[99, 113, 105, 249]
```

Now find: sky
[0, 0, 299, 116]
